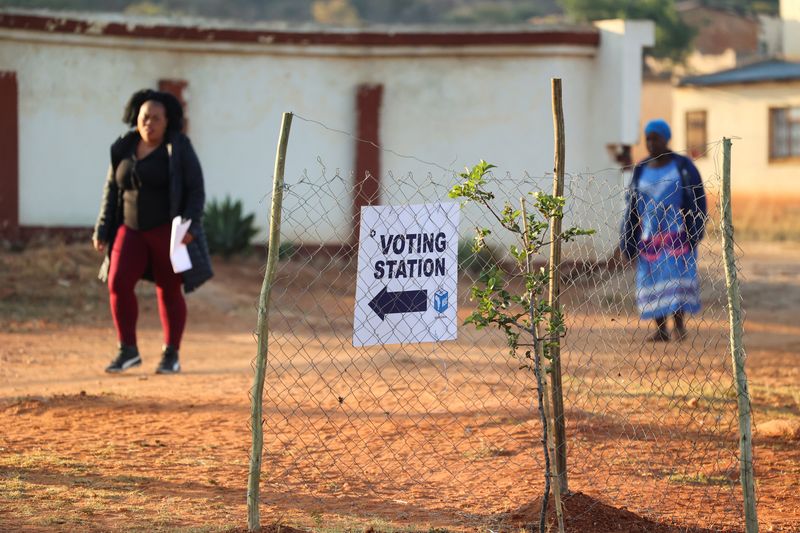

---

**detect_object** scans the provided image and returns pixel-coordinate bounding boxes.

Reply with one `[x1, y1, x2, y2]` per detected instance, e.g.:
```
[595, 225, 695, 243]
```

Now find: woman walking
[621, 119, 707, 342]
[93, 89, 213, 373]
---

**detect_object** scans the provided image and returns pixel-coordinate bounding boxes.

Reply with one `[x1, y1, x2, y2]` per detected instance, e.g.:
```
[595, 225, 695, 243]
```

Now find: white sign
[353, 202, 459, 347]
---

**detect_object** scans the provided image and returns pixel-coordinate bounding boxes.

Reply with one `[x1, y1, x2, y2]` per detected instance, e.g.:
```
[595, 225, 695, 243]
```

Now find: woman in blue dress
[621, 119, 707, 341]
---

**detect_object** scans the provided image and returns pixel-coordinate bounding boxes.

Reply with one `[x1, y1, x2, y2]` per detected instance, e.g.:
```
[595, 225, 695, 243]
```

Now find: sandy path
[0, 241, 798, 532]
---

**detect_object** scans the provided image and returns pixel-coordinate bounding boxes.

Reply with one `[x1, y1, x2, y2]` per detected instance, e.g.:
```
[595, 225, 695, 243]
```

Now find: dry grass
[0, 449, 143, 529]
[0, 240, 107, 326]
[705, 194, 800, 242]
[0, 454, 231, 532]
[666, 472, 732, 486]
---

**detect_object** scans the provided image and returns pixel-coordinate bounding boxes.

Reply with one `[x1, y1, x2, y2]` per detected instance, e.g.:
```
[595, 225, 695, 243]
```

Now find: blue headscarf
[644, 119, 671, 142]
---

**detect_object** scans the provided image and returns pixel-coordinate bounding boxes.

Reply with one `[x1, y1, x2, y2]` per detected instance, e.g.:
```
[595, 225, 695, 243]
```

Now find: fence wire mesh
[252, 119, 747, 532]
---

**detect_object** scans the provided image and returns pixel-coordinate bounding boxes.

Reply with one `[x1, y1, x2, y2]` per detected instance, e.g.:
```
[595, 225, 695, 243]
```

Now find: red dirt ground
[1, 240, 798, 532]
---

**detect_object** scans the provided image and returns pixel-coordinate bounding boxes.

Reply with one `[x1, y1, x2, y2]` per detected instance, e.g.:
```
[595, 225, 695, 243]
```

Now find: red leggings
[108, 224, 186, 349]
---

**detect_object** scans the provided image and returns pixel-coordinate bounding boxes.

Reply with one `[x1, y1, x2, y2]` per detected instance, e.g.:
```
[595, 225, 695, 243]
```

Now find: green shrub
[204, 196, 259, 258]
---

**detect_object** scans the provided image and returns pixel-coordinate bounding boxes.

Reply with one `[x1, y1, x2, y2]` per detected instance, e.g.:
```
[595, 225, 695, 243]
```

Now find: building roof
[0, 9, 599, 48]
[678, 59, 800, 87]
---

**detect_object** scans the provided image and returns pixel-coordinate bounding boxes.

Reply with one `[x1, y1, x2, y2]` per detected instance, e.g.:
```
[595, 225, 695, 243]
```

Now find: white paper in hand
[170, 216, 193, 273]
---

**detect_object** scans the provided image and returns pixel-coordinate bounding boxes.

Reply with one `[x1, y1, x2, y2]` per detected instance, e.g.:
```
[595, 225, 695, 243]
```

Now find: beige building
[673, 60, 800, 237]
[674, 60, 800, 197]
[782, 0, 800, 59]
[634, 3, 769, 162]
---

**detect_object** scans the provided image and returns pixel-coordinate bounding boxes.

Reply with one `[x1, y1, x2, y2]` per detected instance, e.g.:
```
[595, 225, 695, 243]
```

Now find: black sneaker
[105, 344, 141, 373]
[155, 345, 181, 374]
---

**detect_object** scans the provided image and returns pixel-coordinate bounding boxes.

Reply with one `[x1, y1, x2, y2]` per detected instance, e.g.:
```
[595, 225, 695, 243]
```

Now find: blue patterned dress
[635, 161, 701, 319]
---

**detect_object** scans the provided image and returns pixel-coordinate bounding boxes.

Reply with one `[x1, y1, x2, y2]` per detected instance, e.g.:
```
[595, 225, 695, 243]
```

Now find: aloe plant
[204, 196, 259, 258]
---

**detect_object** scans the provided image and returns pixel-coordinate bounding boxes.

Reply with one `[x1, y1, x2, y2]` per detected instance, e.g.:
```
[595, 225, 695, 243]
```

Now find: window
[685, 110, 707, 159]
[770, 106, 800, 160]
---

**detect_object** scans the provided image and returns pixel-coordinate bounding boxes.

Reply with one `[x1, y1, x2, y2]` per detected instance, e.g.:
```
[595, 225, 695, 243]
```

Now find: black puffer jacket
[93, 130, 214, 293]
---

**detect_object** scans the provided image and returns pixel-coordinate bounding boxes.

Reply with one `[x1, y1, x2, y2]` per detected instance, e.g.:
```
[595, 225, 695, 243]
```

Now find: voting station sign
[353, 202, 459, 347]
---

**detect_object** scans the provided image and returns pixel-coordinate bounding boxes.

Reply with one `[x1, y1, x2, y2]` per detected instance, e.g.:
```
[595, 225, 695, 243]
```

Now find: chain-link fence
[249, 114, 751, 532]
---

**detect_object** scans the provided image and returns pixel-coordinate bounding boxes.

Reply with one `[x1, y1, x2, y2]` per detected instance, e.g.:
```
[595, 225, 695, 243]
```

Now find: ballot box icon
[433, 289, 448, 313]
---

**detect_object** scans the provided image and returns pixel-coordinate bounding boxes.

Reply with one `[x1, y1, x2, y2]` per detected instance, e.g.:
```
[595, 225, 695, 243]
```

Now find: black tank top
[115, 142, 171, 231]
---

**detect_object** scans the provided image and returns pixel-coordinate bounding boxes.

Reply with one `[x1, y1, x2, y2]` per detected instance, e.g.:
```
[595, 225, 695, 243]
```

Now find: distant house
[0, 9, 653, 256]
[673, 59, 800, 212]
[677, 1, 766, 70]
[633, 0, 800, 159]
[634, 2, 781, 162]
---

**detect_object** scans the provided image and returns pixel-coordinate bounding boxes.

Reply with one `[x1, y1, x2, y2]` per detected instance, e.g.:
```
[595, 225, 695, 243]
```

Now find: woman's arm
[680, 158, 707, 248]
[620, 167, 642, 260]
[179, 136, 205, 236]
[93, 162, 118, 248]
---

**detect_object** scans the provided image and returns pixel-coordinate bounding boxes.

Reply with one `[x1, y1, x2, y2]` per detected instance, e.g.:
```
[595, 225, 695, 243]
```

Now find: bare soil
[0, 240, 798, 532]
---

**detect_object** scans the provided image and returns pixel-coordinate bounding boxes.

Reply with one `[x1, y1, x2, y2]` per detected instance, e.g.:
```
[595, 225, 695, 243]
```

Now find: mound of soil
[504, 492, 734, 532]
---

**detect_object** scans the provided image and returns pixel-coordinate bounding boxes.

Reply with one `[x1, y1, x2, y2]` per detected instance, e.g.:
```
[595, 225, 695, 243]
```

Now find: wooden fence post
[548, 77, 568, 494]
[720, 137, 758, 533]
[247, 112, 293, 532]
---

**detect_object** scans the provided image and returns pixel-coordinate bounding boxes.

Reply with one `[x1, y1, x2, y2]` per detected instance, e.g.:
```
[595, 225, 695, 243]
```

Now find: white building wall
[593, 19, 655, 146]
[759, 14, 783, 57]
[0, 17, 652, 256]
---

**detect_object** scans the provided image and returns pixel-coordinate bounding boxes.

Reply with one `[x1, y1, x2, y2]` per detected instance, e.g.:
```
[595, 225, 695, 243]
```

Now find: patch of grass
[77, 495, 108, 514]
[278, 510, 441, 533]
[103, 473, 152, 486]
[170, 526, 230, 533]
[667, 472, 732, 486]
[308, 509, 324, 528]
[153, 496, 181, 529]
[0, 449, 89, 472]
[0, 448, 235, 532]
[33, 515, 85, 527]
[0, 450, 90, 485]
[724, 195, 800, 242]
[462, 438, 511, 460]
[748, 383, 800, 420]
[91, 443, 120, 458]
[565, 375, 737, 405]
[0, 452, 157, 524]
[0, 241, 107, 326]
[308, 518, 405, 533]
[0, 474, 28, 499]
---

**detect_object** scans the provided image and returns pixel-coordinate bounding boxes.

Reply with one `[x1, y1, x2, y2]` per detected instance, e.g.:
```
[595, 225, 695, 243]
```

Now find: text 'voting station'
[353, 202, 459, 347]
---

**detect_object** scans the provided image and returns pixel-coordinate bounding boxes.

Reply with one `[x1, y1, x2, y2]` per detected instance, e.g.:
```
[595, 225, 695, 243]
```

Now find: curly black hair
[122, 89, 184, 133]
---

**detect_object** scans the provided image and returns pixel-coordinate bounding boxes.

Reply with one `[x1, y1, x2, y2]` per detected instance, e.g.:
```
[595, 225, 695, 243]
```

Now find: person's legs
[155, 282, 186, 349]
[108, 225, 149, 347]
[142, 224, 186, 350]
[673, 310, 687, 341]
[647, 316, 670, 342]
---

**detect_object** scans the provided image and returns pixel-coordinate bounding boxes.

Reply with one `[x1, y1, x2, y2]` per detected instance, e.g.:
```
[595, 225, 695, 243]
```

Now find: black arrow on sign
[368, 287, 428, 321]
